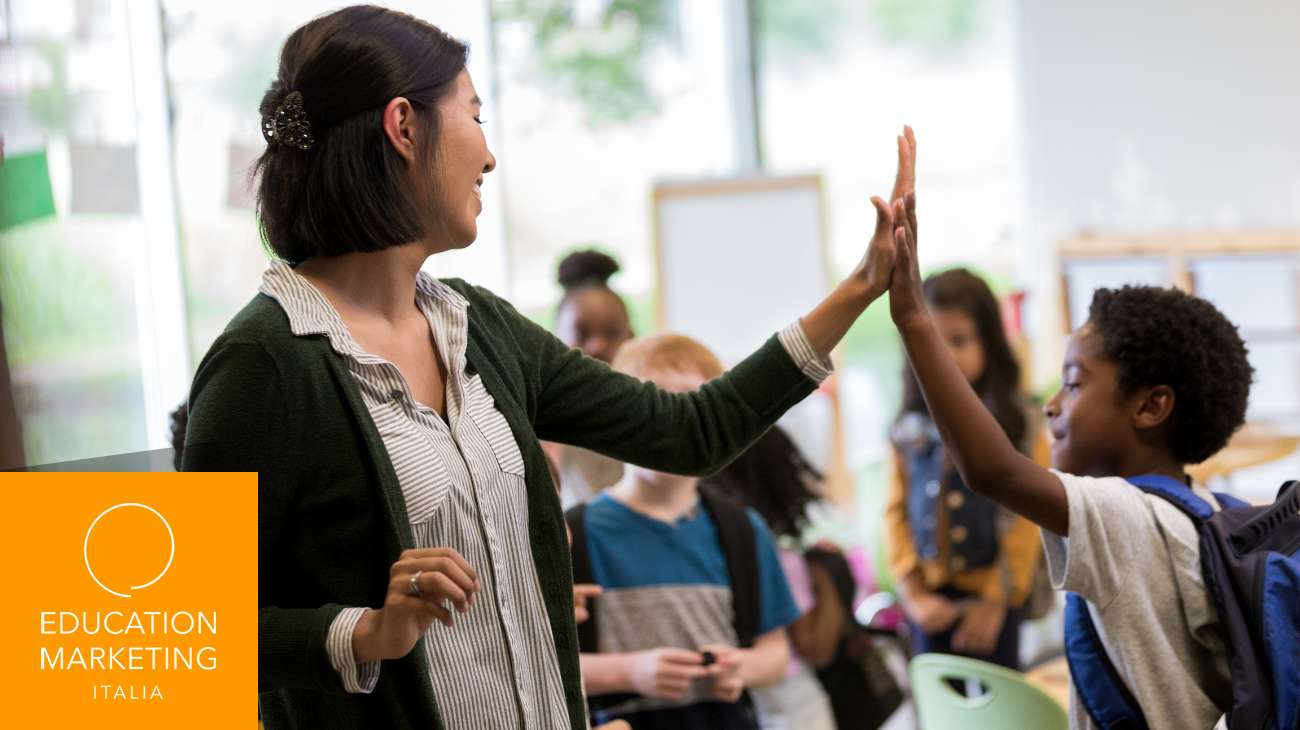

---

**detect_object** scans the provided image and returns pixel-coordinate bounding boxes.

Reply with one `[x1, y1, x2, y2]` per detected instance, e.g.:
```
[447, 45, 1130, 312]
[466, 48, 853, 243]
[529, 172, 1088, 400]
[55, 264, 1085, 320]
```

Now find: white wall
[1013, 0, 1300, 380]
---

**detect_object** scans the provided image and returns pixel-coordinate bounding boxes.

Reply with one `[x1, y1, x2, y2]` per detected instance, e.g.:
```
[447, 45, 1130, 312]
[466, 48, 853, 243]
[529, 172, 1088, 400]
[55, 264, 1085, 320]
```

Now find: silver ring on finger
[408, 570, 423, 597]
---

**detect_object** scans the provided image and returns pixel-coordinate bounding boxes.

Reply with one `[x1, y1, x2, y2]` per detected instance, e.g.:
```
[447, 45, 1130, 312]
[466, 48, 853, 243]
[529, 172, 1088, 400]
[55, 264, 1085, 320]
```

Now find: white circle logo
[83, 502, 175, 598]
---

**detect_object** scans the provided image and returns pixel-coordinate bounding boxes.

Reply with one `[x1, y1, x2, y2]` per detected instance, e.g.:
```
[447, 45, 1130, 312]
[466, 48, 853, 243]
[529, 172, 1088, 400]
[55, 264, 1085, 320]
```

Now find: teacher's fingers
[397, 548, 480, 587]
[871, 196, 894, 236]
[418, 597, 455, 628]
[403, 556, 480, 601]
[421, 570, 473, 613]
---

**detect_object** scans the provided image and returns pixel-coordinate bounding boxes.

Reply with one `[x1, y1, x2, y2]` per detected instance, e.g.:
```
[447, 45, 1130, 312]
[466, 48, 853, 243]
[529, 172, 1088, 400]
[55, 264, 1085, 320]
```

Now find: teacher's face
[430, 70, 496, 249]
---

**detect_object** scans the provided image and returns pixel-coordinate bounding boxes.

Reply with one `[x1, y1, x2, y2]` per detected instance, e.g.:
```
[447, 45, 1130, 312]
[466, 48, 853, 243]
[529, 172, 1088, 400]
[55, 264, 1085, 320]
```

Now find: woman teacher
[183, 5, 915, 729]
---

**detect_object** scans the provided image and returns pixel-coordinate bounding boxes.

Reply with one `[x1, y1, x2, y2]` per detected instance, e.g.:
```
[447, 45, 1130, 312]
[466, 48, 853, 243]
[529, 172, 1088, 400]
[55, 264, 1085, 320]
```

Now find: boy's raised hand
[889, 192, 925, 327]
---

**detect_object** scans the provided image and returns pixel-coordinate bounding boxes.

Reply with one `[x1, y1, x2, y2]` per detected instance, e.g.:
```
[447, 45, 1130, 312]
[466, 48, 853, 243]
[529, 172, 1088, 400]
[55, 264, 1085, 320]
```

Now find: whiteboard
[653, 175, 831, 364]
[652, 175, 848, 501]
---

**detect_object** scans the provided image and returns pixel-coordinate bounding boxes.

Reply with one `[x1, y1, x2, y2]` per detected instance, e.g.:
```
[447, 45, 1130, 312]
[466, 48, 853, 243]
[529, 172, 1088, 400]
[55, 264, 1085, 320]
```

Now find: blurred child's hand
[594, 722, 631, 730]
[951, 597, 1006, 656]
[628, 647, 708, 700]
[700, 644, 745, 703]
[907, 589, 962, 634]
[573, 583, 602, 624]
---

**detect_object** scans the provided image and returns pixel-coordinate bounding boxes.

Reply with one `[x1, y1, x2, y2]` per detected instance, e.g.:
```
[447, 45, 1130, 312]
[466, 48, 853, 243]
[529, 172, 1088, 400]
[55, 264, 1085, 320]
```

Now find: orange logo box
[0, 472, 257, 728]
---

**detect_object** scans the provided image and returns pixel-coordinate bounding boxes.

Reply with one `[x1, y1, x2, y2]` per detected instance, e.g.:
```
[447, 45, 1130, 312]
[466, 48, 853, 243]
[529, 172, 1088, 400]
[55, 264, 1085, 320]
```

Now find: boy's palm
[889, 192, 925, 326]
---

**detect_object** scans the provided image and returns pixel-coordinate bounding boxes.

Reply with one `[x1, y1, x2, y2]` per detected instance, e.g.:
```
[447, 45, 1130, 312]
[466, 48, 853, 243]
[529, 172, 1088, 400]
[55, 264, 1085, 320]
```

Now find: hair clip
[261, 90, 315, 151]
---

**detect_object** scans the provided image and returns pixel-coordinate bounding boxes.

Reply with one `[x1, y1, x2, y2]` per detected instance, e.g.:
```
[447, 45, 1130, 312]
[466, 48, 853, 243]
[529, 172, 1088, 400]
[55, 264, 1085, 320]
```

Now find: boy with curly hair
[887, 189, 1254, 729]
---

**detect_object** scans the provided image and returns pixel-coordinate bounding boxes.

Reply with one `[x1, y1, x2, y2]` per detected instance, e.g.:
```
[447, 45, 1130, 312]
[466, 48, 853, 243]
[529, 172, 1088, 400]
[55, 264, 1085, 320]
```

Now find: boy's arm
[739, 627, 791, 687]
[889, 196, 1069, 536]
[580, 649, 707, 699]
[580, 652, 634, 696]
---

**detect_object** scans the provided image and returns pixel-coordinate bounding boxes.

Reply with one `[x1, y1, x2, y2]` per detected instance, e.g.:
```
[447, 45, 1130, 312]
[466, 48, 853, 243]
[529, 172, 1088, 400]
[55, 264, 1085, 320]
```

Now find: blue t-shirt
[582, 493, 800, 717]
[585, 493, 800, 640]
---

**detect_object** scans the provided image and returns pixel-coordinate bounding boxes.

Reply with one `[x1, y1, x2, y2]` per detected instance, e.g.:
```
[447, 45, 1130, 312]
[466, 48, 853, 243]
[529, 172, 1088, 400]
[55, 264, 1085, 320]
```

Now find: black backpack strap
[564, 504, 599, 654]
[699, 489, 760, 647]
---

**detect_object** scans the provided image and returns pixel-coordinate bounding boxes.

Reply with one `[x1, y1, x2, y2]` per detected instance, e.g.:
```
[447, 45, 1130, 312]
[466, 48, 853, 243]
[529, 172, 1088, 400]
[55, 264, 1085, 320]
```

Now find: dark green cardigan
[183, 280, 817, 730]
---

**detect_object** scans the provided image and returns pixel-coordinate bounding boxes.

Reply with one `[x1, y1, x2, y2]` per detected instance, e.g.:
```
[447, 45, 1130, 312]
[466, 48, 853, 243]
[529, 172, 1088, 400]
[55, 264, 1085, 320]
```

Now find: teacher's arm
[514, 131, 913, 474]
[183, 340, 355, 694]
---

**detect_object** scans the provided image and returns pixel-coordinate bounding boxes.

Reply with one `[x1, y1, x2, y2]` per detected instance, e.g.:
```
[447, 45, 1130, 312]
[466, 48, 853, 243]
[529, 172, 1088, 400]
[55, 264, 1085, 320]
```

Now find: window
[0, 0, 186, 465]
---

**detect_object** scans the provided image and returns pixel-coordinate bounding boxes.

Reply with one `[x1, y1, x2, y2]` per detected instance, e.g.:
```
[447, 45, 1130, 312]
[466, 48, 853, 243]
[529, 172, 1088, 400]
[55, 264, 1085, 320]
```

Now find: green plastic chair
[910, 653, 1069, 730]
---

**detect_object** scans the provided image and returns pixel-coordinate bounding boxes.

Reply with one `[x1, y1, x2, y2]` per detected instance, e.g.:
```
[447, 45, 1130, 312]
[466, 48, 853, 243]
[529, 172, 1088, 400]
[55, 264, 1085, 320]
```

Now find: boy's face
[625, 367, 709, 486]
[1044, 324, 1134, 476]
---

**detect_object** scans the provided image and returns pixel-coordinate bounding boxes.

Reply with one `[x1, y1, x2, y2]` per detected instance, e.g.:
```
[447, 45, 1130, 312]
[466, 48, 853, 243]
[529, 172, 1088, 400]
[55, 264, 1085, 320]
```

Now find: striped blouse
[258, 260, 831, 728]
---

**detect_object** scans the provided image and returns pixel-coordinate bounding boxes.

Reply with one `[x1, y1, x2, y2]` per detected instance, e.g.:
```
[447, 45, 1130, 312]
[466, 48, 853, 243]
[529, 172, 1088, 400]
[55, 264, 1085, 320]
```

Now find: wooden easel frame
[1057, 230, 1300, 333]
[649, 174, 852, 504]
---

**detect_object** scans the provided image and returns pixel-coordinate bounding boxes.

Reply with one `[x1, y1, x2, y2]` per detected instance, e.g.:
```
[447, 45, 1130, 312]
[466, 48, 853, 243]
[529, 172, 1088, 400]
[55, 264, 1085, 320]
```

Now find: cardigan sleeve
[489, 291, 822, 476]
[182, 339, 352, 695]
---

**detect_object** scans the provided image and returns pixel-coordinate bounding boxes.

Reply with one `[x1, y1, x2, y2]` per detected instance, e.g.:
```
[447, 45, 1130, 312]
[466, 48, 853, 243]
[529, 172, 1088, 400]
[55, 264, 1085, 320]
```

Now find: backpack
[565, 490, 760, 715]
[1065, 476, 1300, 730]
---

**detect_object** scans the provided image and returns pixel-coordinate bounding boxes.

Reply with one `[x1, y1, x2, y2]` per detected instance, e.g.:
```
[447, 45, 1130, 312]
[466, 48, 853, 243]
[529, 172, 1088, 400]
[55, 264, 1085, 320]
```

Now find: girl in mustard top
[883, 268, 1047, 669]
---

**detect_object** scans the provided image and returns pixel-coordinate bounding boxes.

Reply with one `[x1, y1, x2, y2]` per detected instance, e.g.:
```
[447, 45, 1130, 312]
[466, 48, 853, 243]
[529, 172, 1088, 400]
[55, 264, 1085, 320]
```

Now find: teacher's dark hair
[254, 5, 468, 264]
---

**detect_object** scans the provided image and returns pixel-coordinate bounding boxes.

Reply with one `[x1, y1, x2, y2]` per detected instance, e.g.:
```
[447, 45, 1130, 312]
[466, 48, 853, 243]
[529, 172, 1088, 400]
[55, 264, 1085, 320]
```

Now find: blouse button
[950, 525, 968, 543]
[390, 389, 403, 402]
[924, 480, 941, 498]
[946, 491, 965, 510]
[950, 555, 967, 572]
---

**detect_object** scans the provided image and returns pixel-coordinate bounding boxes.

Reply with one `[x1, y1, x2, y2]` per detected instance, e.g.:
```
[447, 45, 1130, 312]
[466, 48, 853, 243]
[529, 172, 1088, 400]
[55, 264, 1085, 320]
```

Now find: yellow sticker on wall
[0, 472, 256, 728]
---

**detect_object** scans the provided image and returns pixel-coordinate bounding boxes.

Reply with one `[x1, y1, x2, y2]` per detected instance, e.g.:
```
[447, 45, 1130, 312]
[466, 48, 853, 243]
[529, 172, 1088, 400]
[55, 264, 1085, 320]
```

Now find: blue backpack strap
[1064, 593, 1149, 729]
[1125, 474, 1214, 521]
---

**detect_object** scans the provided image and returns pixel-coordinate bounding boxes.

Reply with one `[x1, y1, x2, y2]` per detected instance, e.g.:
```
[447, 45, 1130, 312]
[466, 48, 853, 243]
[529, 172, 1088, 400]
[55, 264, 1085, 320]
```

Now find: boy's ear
[1132, 384, 1175, 430]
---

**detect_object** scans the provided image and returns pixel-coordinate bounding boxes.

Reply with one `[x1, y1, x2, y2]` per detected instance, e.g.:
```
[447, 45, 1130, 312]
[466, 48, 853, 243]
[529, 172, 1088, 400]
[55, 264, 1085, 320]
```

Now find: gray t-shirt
[1041, 472, 1232, 730]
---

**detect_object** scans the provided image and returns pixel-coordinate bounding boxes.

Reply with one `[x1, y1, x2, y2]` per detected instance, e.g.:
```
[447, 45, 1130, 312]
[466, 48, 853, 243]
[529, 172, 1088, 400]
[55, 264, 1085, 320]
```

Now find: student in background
[547, 249, 634, 506]
[545, 447, 628, 730]
[572, 334, 800, 730]
[700, 426, 839, 730]
[884, 268, 1046, 670]
[555, 249, 635, 365]
[885, 187, 1251, 728]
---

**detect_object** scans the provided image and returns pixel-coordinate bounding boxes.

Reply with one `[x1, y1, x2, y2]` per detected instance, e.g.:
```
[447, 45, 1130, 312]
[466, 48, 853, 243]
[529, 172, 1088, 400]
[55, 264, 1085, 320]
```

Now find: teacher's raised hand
[799, 126, 916, 359]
